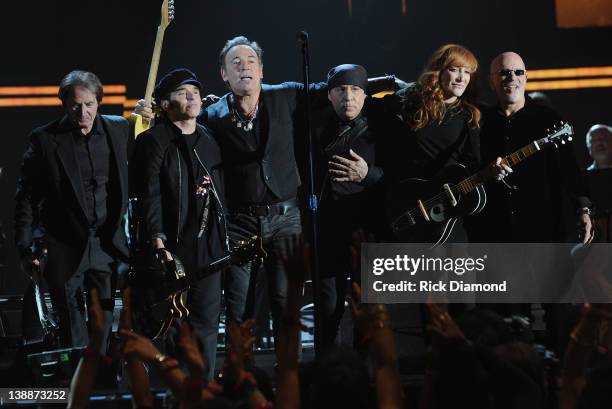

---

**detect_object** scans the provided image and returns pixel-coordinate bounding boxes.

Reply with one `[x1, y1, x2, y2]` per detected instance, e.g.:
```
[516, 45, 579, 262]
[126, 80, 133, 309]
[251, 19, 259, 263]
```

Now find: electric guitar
[129, 0, 175, 138]
[130, 236, 266, 339]
[386, 122, 574, 245]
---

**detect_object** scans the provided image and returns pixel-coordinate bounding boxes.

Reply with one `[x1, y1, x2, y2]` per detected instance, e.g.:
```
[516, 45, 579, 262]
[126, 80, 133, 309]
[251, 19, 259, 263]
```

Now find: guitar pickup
[417, 200, 430, 221]
[443, 184, 458, 207]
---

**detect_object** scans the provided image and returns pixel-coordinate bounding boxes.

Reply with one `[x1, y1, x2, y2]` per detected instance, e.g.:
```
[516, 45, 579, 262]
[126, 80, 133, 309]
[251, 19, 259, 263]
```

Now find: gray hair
[586, 124, 612, 148]
[58, 70, 104, 104]
[219, 36, 263, 70]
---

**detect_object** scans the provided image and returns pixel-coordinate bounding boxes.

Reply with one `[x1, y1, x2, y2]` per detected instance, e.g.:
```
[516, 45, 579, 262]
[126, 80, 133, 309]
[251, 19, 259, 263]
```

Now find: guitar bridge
[417, 200, 430, 221]
[443, 184, 458, 207]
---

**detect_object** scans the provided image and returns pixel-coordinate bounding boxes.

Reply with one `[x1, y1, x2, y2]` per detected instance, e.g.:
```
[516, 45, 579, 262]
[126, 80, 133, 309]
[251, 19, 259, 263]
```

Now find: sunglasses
[497, 69, 526, 77]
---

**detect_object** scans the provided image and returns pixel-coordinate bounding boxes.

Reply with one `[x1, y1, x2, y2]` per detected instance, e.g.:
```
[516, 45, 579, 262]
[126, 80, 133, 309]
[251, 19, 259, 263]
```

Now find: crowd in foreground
[64, 235, 612, 409]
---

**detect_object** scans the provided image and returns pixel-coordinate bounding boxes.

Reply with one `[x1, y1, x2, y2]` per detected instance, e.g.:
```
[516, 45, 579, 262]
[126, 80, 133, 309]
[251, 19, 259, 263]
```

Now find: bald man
[466, 52, 593, 244]
[463, 52, 595, 355]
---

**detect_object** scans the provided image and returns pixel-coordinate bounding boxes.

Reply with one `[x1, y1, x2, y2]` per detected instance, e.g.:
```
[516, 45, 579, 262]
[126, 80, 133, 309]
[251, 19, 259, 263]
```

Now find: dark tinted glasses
[497, 69, 526, 77]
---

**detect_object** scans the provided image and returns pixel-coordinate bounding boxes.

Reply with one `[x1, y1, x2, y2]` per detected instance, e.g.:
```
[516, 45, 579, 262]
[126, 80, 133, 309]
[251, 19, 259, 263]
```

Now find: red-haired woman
[385, 44, 509, 243]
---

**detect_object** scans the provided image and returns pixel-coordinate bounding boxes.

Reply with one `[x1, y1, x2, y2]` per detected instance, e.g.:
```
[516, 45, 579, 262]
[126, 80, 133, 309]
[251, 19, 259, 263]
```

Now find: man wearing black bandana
[133, 37, 400, 350]
[313, 64, 390, 353]
[131, 68, 228, 380]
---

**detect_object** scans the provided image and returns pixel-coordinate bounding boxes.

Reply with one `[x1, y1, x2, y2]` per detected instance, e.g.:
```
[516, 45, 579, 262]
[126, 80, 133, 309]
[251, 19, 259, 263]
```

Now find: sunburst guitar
[130, 236, 266, 339]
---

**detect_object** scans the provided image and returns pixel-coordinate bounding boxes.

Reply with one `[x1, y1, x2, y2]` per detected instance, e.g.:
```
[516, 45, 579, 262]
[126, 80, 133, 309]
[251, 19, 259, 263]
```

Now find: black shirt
[222, 102, 279, 205]
[380, 88, 480, 181]
[73, 116, 110, 228]
[465, 97, 590, 243]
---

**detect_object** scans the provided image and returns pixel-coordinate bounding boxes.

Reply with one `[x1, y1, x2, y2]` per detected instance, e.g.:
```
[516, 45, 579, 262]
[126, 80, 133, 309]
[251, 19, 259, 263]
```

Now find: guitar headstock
[160, 0, 175, 30]
[232, 236, 267, 265]
[539, 121, 574, 148]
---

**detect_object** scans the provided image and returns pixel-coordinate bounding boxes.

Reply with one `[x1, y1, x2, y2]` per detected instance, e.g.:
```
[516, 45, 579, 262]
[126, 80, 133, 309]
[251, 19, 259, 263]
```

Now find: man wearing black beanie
[314, 64, 391, 353]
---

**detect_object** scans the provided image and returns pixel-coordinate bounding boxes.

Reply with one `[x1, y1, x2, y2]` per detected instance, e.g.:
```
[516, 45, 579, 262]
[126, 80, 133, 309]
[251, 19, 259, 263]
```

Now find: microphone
[297, 31, 309, 44]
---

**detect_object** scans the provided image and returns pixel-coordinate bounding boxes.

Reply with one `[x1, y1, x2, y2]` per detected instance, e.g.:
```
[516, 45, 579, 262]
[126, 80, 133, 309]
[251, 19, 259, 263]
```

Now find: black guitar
[130, 236, 266, 339]
[386, 122, 574, 245]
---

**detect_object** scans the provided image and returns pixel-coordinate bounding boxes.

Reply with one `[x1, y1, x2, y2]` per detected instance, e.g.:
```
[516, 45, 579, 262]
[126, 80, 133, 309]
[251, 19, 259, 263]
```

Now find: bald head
[489, 52, 527, 114]
[490, 52, 525, 74]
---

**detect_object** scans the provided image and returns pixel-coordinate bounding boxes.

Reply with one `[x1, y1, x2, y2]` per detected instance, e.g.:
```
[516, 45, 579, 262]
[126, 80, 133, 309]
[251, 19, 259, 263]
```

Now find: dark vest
[203, 83, 302, 207]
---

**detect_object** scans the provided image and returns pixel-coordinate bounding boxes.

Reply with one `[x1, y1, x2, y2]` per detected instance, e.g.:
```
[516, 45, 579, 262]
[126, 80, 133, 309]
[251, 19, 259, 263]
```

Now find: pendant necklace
[230, 94, 260, 131]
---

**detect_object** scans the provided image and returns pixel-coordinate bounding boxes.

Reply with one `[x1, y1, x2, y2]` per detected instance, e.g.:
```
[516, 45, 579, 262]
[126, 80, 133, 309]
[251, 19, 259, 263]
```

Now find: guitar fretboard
[455, 140, 541, 195]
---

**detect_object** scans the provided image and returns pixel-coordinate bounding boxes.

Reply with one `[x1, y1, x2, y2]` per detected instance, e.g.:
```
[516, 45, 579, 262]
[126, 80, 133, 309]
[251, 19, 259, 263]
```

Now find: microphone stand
[297, 31, 322, 356]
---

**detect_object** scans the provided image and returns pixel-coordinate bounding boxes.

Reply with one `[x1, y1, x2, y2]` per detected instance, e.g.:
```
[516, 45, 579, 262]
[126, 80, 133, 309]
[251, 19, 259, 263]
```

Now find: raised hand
[347, 282, 391, 345]
[88, 287, 106, 351]
[134, 99, 157, 121]
[178, 321, 206, 377]
[120, 329, 161, 362]
[425, 302, 466, 341]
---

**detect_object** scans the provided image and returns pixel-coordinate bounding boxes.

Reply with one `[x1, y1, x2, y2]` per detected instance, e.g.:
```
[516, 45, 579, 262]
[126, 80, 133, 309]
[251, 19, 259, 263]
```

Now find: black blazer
[131, 120, 228, 261]
[203, 82, 328, 206]
[14, 114, 129, 277]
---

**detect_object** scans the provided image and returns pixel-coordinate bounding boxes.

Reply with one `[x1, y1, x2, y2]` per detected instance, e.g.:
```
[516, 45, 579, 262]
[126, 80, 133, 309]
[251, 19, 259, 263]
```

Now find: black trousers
[46, 233, 116, 353]
[185, 272, 222, 380]
[224, 206, 302, 344]
[317, 195, 382, 353]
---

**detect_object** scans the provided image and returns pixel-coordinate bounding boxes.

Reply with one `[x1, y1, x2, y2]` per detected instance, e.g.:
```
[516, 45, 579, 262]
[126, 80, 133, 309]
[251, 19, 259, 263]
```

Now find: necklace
[230, 94, 260, 131]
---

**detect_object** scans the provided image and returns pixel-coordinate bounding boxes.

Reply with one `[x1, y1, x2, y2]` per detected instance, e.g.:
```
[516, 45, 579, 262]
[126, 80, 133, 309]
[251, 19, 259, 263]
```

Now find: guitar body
[131, 288, 189, 339]
[129, 112, 151, 139]
[386, 164, 486, 244]
[130, 257, 190, 339]
[130, 237, 265, 339]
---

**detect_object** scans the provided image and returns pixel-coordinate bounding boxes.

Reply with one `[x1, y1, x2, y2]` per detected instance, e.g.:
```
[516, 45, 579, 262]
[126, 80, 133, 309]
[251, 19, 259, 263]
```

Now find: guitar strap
[319, 117, 370, 201]
[323, 116, 369, 156]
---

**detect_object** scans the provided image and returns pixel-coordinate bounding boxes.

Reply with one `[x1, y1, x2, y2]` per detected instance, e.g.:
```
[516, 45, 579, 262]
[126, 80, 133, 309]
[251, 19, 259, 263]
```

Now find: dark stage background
[0, 0, 610, 294]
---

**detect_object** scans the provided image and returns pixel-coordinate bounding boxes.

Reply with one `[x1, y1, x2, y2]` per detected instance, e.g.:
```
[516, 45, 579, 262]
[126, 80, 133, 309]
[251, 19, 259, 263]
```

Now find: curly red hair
[406, 44, 481, 130]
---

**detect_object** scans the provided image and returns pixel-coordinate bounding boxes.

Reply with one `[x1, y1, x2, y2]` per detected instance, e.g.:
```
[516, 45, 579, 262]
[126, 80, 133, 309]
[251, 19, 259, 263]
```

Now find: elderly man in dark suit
[14, 70, 129, 352]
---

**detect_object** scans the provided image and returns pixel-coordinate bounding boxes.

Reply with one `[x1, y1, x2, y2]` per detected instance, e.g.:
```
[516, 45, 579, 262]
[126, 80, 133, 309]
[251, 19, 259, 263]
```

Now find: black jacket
[131, 120, 228, 265]
[465, 97, 591, 242]
[203, 82, 327, 207]
[14, 114, 129, 274]
[311, 100, 388, 203]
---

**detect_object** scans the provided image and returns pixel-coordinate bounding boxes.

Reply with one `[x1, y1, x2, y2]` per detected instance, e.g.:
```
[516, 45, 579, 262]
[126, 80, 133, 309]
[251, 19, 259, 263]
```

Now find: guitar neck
[456, 140, 541, 195]
[187, 254, 235, 285]
[143, 25, 167, 104]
